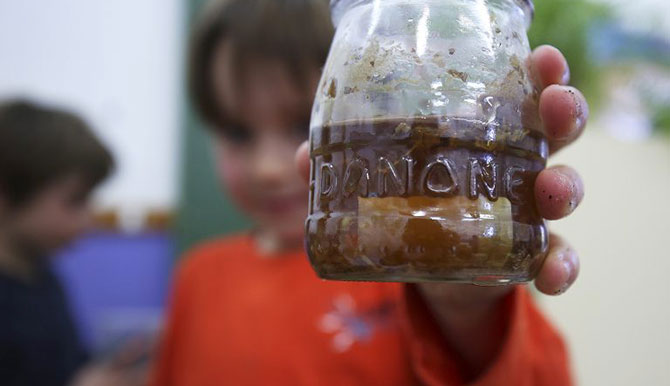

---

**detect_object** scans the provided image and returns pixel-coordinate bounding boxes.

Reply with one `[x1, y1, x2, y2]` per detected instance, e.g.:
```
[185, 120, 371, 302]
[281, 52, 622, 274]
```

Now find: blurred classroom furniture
[53, 231, 174, 353]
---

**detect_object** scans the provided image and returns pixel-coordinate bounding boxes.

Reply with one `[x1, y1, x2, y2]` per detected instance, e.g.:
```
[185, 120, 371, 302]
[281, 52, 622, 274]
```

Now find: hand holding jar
[297, 1, 586, 377]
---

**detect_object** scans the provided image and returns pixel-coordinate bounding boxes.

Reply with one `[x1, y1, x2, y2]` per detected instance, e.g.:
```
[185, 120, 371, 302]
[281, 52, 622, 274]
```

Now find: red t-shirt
[150, 235, 572, 385]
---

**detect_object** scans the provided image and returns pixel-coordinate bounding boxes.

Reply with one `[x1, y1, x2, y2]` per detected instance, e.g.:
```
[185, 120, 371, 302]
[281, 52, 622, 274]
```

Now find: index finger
[530, 45, 589, 153]
[530, 45, 570, 88]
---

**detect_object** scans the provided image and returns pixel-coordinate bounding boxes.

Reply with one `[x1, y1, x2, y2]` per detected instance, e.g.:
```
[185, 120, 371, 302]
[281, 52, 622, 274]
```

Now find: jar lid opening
[331, 0, 535, 28]
[516, 0, 535, 25]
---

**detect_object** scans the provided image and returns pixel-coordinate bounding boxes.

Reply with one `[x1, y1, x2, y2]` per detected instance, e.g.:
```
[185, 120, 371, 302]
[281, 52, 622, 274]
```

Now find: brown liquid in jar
[306, 117, 548, 283]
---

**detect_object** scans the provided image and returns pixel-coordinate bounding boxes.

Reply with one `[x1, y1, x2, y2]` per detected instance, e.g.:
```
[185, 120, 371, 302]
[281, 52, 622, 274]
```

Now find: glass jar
[306, 0, 547, 284]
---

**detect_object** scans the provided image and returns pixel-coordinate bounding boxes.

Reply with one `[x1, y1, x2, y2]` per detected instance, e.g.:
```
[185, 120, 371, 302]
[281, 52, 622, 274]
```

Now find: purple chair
[52, 231, 174, 353]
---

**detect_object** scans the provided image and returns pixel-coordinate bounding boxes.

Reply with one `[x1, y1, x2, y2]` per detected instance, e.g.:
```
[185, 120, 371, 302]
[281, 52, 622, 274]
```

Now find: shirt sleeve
[148, 258, 196, 386]
[399, 284, 573, 386]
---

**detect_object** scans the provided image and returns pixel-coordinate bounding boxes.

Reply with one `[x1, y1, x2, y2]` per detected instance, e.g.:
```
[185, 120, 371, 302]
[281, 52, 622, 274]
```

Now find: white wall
[538, 130, 670, 385]
[0, 0, 184, 219]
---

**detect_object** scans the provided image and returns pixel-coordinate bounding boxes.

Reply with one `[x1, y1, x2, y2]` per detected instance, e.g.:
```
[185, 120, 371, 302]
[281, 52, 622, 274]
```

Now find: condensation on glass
[306, 0, 548, 284]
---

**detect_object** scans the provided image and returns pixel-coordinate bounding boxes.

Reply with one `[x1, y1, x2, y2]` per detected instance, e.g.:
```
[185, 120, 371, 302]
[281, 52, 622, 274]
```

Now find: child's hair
[189, 0, 334, 132]
[0, 100, 115, 207]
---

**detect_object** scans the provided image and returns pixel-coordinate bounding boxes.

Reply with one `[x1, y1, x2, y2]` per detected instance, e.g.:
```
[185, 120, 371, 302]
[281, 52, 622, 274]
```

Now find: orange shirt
[150, 235, 572, 386]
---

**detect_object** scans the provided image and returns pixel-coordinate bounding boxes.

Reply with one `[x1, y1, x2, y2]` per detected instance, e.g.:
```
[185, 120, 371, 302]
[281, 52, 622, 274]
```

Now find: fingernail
[551, 252, 571, 295]
[557, 170, 579, 215]
[561, 66, 570, 85]
[564, 249, 579, 286]
[568, 88, 587, 133]
[553, 266, 571, 295]
[562, 256, 572, 278]
[554, 249, 578, 295]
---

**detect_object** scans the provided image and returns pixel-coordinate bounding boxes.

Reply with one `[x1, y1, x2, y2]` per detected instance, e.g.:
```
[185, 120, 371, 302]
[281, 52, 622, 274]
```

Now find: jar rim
[517, 0, 535, 20]
[330, 0, 535, 28]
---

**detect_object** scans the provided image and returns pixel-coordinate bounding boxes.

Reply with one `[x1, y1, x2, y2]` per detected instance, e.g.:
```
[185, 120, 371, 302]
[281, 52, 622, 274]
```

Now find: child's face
[211, 41, 319, 244]
[4, 175, 92, 255]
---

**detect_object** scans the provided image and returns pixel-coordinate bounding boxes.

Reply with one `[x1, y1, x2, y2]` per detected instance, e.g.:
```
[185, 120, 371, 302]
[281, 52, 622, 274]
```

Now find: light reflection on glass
[416, 5, 430, 57]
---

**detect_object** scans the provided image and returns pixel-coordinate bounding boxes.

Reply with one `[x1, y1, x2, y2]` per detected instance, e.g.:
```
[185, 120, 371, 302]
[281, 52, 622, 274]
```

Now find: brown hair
[0, 100, 115, 207]
[189, 0, 334, 131]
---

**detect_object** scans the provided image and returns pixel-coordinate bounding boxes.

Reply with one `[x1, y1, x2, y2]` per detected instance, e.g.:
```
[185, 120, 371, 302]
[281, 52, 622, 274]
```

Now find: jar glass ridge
[307, 0, 547, 284]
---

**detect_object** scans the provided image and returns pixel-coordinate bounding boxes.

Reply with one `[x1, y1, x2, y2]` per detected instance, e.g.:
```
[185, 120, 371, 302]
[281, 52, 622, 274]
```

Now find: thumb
[295, 141, 311, 182]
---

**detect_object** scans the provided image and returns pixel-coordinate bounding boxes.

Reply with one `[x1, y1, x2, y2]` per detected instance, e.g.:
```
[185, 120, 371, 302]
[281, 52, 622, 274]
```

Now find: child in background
[152, 0, 587, 384]
[0, 100, 142, 386]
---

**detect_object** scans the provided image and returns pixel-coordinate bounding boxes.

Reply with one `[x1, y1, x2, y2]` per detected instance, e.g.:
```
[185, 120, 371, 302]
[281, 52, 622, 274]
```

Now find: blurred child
[0, 100, 143, 386]
[151, 0, 588, 385]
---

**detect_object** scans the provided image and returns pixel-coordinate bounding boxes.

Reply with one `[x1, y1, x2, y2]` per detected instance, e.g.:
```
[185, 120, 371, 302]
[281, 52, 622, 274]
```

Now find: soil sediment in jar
[306, 117, 548, 282]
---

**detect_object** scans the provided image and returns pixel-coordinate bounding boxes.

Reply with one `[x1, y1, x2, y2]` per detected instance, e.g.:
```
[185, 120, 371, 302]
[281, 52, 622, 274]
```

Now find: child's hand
[296, 45, 587, 297]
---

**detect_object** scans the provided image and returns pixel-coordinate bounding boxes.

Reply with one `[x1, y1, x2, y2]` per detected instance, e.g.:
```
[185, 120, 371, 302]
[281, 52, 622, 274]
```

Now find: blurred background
[0, 0, 668, 384]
